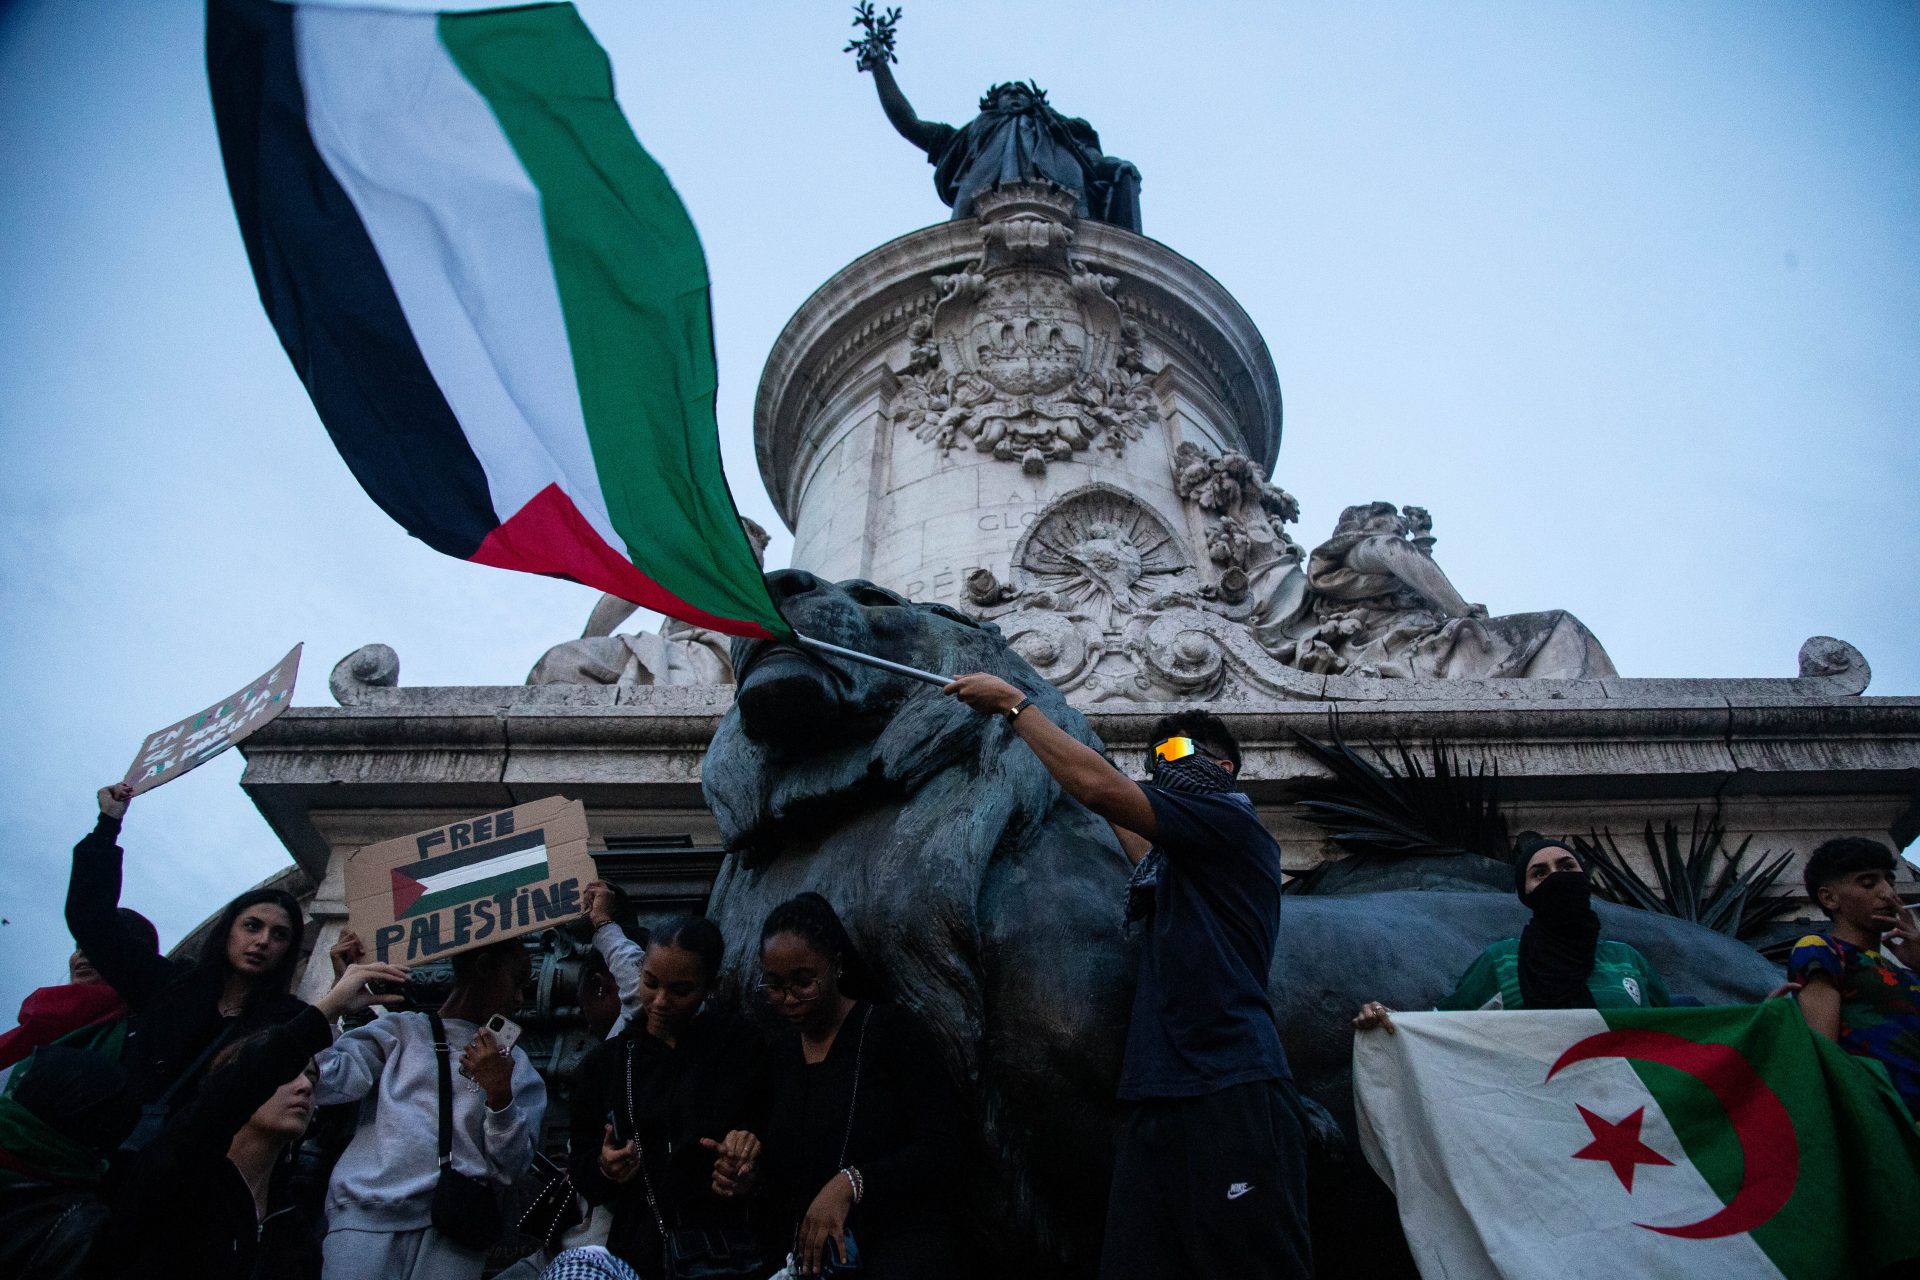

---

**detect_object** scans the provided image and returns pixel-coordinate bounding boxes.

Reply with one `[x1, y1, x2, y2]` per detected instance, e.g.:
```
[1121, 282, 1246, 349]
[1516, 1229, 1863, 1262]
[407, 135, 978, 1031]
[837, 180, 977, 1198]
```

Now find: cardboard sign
[344, 797, 596, 964]
[122, 643, 303, 794]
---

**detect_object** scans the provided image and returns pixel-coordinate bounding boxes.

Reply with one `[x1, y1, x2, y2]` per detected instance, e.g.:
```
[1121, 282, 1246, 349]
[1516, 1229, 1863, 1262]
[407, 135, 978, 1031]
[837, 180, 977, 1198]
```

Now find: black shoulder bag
[624, 1038, 763, 1280]
[516, 1152, 585, 1252]
[428, 1012, 505, 1252]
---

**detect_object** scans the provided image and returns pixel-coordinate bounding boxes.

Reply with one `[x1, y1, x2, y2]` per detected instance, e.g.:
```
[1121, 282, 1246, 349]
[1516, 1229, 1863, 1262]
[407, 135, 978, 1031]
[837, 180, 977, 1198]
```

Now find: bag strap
[428, 1011, 453, 1170]
[792, 1004, 876, 1263]
[626, 1038, 671, 1244]
[835, 1003, 873, 1170]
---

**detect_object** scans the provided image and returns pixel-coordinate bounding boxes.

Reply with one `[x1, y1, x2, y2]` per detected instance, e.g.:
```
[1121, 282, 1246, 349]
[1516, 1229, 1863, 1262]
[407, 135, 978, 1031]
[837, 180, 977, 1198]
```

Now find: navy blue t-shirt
[1117, 786, 1290, 1101]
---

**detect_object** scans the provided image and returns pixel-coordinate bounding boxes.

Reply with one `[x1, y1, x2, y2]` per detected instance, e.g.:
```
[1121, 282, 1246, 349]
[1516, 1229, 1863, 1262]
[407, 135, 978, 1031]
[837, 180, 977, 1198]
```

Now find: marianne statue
[847, 4, 1143, 232]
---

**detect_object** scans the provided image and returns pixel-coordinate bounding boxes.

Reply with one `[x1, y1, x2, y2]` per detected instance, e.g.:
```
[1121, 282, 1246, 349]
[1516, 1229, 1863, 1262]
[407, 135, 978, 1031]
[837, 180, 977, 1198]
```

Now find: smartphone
[605, 1106, 630, 1148]
[483, 1013, 522, 1055]
[460, 1014, 523, 1081]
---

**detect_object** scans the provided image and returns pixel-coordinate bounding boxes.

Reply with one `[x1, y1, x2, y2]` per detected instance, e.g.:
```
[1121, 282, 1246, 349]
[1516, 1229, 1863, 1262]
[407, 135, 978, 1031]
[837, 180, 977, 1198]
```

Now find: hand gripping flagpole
[792, 633, 951, 688]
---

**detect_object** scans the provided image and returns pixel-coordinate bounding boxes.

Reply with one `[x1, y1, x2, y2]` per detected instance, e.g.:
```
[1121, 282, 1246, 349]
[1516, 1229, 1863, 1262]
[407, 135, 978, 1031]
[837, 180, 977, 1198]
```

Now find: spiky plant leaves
[1288, 724, 1511, 893]
[1573, 808, 1797, 941]
[1290, 725, 1510, 861]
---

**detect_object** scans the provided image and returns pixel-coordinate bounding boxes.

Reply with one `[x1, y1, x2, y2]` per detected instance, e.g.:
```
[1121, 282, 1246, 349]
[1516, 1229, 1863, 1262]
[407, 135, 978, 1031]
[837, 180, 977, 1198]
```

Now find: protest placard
[122, 643, 303, 794]
[344, 797, 597, 964]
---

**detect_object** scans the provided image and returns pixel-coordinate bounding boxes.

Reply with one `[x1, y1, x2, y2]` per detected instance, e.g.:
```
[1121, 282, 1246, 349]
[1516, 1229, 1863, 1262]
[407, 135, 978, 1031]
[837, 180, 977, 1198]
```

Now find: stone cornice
[241, 693, 1920, 877]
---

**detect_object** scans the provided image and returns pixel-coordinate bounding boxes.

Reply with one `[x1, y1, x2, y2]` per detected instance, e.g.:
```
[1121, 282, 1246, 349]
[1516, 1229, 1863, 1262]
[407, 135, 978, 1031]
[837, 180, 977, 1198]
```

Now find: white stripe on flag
[291, 5, 621, 547]
[1354, 1011, 1779, 1280]
[415, 846, 548, 896]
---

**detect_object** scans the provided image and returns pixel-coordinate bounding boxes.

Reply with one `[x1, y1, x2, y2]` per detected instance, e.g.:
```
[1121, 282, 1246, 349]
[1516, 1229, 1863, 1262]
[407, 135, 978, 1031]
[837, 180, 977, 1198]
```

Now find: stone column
[756, 185, 1293, 701]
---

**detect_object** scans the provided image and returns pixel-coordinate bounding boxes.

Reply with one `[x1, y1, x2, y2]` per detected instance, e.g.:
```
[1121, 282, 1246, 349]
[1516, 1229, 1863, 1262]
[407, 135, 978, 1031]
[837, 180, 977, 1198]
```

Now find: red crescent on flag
[1547, 1028, 1798, 1239]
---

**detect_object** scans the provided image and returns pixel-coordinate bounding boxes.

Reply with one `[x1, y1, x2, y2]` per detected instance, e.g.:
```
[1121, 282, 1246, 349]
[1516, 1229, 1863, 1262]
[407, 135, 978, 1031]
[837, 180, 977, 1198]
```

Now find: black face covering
[1151, 756, 1237, 795]
[1517, 868, 1600, 1010]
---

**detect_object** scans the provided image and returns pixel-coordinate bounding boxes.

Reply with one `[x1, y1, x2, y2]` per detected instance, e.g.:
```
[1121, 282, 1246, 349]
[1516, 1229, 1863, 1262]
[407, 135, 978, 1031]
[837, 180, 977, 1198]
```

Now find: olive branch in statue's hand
[845, 2, 903, 70]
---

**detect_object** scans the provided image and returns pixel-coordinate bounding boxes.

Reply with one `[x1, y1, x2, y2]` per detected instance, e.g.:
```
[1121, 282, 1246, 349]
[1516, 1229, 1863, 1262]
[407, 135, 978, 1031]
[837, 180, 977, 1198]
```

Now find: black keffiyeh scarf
[1125, 758, 1241, 924]
[1513, 835, 1600, 1010]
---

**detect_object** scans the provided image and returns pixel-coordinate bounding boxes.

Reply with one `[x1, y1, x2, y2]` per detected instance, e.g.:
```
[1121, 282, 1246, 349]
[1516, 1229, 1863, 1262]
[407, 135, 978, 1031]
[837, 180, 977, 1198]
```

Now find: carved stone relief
[1171, 439, 1303, 611]
[886, 184, 1163, 475]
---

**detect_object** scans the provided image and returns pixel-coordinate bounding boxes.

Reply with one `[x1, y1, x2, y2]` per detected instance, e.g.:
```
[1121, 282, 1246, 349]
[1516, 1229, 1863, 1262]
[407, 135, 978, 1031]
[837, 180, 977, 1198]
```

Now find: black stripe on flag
[407, 828, 547, 882]
[206, 0, 501, 559]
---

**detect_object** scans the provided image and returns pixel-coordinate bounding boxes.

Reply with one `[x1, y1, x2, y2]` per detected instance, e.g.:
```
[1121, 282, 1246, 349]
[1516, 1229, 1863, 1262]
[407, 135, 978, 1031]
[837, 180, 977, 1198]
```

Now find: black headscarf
[1512, 832, 1600, 1010]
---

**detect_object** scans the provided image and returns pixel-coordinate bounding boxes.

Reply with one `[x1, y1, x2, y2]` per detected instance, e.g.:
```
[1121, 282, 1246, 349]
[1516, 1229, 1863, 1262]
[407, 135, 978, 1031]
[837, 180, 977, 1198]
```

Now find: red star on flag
[1571, 1105, 1674, 1192]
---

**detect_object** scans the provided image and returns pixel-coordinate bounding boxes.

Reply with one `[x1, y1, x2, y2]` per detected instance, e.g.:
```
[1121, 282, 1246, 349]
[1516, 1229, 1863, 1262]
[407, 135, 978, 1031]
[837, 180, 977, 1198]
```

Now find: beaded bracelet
[840, 1166, 865, 1204]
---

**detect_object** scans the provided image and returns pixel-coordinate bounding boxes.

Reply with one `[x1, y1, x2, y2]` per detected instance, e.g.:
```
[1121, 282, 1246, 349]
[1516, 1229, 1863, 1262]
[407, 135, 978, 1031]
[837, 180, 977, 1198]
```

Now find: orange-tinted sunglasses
[1151, 736, 1199, 764]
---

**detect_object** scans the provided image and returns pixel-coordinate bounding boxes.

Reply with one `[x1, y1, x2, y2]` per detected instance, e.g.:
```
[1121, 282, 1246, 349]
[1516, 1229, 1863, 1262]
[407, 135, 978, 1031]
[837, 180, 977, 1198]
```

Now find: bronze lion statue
[703, 571, 1782, 1277]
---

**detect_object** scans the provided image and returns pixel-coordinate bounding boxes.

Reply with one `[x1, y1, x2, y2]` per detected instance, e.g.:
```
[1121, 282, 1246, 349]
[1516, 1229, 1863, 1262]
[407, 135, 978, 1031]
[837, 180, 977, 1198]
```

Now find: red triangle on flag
[391, 867, 427, 917]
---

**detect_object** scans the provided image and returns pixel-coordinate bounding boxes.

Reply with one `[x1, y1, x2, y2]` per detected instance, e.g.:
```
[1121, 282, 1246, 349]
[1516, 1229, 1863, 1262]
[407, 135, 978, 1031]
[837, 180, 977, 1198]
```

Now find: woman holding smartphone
[566, 916, 767, 1280]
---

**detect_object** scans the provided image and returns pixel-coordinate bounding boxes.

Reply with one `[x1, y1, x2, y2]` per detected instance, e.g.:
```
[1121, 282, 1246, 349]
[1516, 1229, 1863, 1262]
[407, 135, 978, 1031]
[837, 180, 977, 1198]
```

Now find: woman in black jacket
[731, 893, 964, 1280]
[65, 784, 310, 1107]
[97, 956, 410, 1279]
[568, 916, 767, 1279]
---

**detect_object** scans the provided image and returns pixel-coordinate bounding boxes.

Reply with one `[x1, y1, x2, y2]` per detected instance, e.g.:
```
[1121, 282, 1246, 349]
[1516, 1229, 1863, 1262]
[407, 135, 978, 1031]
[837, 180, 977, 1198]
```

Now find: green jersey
[1437, 937, 1671, 1011]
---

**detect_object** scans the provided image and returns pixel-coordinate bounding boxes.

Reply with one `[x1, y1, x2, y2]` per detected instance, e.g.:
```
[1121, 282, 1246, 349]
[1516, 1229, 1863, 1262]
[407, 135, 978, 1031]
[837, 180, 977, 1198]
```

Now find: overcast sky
[2, 0, 1915, 1014]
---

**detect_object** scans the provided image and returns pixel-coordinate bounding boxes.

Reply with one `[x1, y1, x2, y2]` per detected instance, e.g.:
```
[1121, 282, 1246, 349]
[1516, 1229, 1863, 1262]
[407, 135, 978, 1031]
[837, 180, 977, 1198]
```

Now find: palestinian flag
[391, 828, 550, 919]
[206, 0, 790, 640]
[1354, 1001, 1920, 1279]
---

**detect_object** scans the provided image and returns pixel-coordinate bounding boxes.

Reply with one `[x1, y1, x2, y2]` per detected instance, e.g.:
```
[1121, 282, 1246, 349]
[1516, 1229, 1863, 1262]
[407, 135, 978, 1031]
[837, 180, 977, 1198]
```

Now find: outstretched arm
[582, 593, 639, 639]
[866, 59, 949, 155]
[65, 785, 181, 1011]
[1344, 534, 1475, 618]
[944, 673, 1158, 852]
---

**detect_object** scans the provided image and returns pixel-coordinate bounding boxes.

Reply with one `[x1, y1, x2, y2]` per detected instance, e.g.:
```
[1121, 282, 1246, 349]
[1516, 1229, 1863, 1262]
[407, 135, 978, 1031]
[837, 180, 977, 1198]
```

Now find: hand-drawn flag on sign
[205, 0, 791, 642]
[390, 829, 552, 920]
[345, 797, 597, 964]
[1354, 1001, 1920, 1280]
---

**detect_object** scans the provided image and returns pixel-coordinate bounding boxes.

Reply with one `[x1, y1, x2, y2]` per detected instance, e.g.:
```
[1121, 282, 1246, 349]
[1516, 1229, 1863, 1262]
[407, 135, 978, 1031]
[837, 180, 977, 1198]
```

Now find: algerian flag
[1355, 1001, 1920, 1280]
[207, 0, 790, 640]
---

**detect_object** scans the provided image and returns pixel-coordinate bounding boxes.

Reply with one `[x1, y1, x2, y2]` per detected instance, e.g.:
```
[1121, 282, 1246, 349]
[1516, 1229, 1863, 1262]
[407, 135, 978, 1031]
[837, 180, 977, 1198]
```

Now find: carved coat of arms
[889, 185, 1163, 475]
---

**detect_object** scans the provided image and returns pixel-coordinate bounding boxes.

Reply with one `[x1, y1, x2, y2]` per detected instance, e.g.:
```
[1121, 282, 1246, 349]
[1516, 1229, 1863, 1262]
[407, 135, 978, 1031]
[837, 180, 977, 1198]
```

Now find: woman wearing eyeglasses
[715, 892, 964, 1279]
[566, 916, 768, 1280]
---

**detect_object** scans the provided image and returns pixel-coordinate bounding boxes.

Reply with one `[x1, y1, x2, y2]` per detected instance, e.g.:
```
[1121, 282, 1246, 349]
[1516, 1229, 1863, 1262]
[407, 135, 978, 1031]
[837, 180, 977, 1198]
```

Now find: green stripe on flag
[436, 5, 789, 639]
[404, 862, 548, 918]
[1606, 1000, 1920, 1280]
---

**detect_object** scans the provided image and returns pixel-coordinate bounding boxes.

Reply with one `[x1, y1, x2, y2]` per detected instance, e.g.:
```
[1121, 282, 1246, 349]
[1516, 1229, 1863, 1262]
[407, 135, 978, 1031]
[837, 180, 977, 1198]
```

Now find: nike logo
[1227, 1182, 1254, 1200]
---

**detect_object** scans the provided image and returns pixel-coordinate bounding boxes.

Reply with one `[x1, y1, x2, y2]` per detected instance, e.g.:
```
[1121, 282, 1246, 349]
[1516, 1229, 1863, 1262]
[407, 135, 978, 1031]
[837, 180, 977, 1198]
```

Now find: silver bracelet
[840, 1166, 864, 1204]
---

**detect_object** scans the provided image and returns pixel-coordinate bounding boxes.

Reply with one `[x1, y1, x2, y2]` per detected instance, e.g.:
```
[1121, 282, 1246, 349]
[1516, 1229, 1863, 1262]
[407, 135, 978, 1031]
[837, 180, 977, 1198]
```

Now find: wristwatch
[1006, 696, 1033, 722]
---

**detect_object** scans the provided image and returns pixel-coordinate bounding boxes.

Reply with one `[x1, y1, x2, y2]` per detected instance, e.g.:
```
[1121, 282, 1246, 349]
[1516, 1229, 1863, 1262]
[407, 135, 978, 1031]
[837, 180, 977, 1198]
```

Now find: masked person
[1352, 833, 1671, 1034]
[944, 677, 1308, 1280]
[65, 784, 308, 1110]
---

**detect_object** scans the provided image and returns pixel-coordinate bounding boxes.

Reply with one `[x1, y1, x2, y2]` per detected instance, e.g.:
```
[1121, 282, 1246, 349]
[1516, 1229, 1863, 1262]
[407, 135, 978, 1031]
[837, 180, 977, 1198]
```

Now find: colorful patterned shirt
[1788, 932, 1920, 1120]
